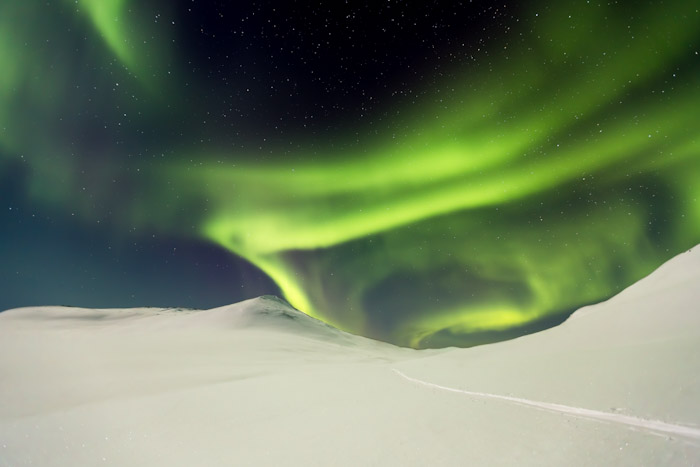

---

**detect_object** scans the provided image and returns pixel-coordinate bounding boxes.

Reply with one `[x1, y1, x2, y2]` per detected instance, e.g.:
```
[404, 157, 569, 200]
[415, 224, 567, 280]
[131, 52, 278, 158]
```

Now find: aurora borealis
[1, 1, 698, 347]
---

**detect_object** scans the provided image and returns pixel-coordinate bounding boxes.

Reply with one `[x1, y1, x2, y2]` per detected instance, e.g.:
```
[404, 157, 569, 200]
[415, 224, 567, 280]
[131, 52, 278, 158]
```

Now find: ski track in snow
[392, 369, 700, 440]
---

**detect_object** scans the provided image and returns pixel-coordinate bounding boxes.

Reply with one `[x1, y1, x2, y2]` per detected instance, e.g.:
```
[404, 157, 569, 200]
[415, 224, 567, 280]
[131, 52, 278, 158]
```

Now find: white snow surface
[1, 246, 699, 466]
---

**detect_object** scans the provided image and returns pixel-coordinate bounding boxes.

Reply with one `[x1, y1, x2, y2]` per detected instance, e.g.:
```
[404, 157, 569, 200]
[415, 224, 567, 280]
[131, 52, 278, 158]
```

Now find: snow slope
[1, 247, 699, 466]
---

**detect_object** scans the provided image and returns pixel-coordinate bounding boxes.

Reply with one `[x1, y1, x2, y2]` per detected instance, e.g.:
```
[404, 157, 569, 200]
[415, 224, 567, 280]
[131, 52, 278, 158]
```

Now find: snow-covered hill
[1, 247, 699, 466]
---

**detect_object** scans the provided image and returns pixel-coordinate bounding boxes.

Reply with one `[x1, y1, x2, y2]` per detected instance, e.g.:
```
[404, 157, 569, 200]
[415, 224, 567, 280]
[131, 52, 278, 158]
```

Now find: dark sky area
[1, 0, 699, 347]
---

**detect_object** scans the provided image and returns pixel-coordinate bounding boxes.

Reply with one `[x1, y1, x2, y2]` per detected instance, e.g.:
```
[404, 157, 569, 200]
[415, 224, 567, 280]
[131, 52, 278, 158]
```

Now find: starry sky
[1, 0, 698, 348]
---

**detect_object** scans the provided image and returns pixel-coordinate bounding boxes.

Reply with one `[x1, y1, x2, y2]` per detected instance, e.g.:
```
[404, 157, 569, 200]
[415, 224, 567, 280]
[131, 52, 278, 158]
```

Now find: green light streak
[71, 0, 170, 87]
[171, 0, 699, 346]
[403, 306, 533, 349]
[75, 0, 133, 69]
[1, 0, 698, 347]
[192, 90, 698, 255]
[391, 203, 665, 347]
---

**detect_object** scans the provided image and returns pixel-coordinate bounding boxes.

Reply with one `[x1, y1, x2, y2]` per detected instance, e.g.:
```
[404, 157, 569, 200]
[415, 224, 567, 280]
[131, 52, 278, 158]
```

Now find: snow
[1, 247, 699, 466]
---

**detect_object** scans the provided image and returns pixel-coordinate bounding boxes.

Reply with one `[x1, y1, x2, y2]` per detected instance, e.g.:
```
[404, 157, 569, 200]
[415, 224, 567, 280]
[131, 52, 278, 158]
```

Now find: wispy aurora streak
[174, 1, 700, 346]
[2, 1, 699, 347]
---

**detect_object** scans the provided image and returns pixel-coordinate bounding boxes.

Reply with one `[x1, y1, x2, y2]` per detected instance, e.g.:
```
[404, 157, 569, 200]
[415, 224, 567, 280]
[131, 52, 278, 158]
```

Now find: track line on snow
[392, 369, 700, 440]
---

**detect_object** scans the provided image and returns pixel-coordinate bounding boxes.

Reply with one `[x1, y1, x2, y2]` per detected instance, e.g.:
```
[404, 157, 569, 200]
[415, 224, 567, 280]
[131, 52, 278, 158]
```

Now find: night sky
[1, 0, 698, 348]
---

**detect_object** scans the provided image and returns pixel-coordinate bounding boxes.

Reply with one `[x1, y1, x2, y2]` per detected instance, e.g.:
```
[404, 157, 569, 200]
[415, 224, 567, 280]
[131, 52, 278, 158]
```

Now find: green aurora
[1, 0, 699, 347]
